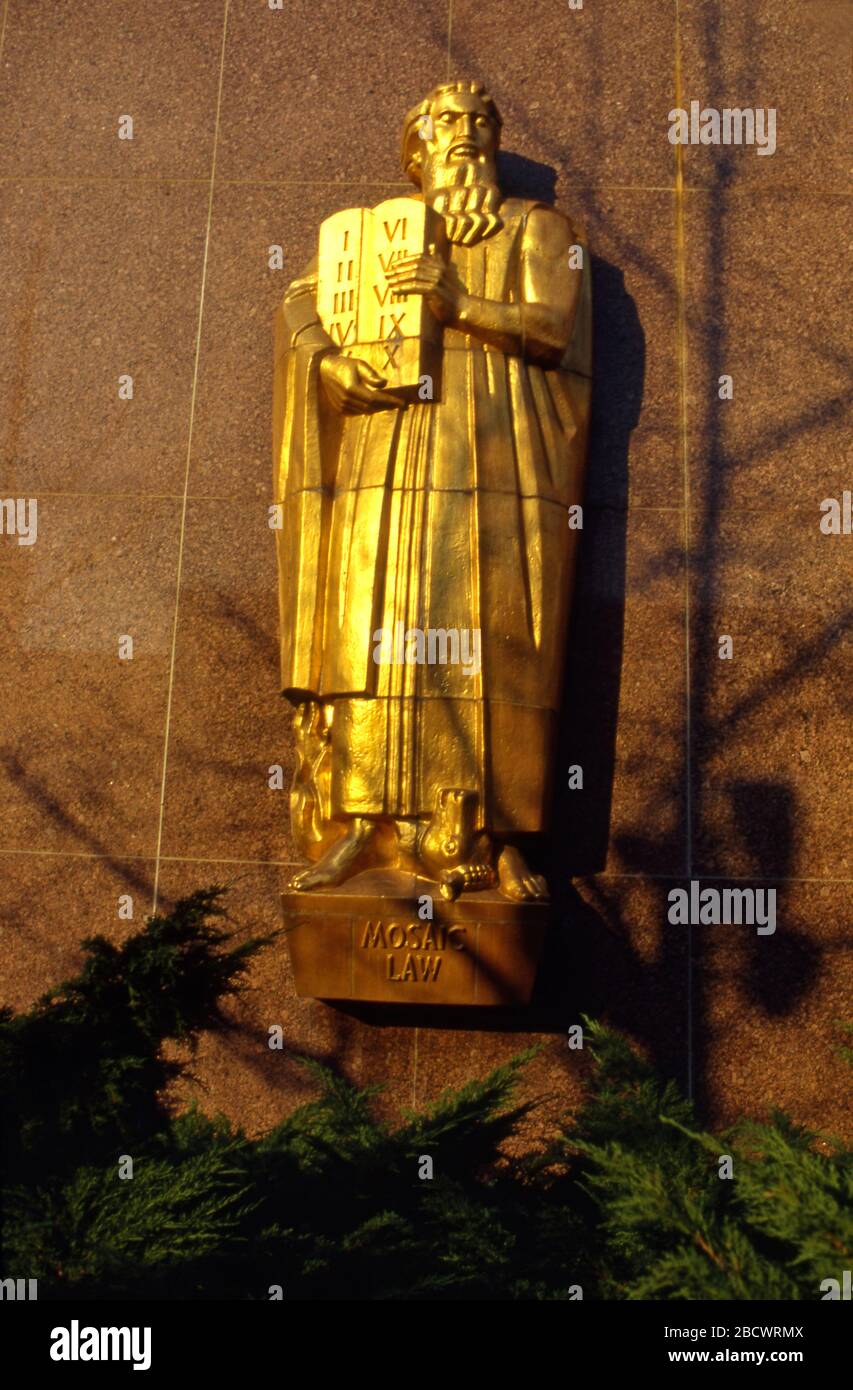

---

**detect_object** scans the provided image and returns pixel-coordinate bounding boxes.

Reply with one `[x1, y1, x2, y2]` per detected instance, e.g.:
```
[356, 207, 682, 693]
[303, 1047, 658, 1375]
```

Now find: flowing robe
[273, 195, 591, 835]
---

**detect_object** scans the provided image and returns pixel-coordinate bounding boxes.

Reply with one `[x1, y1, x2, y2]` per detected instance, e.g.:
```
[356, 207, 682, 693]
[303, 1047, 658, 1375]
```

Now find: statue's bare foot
[438, 868, 465, 901]
[497, 845, 548, 902]
[439, 859, 496, 900]
[289, 818, 375, 891]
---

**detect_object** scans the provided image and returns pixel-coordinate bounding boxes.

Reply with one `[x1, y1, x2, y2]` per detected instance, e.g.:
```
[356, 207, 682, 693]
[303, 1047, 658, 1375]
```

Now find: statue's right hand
[319, 354, 406, 414]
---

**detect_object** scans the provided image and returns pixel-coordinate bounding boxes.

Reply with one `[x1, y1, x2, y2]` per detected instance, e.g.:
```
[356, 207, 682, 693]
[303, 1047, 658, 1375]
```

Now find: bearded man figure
[273, 80, 591, 903]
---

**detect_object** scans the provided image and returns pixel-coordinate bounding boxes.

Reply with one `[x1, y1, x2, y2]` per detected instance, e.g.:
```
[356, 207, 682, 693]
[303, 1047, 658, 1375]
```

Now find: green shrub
[1, 889, 848, 1300]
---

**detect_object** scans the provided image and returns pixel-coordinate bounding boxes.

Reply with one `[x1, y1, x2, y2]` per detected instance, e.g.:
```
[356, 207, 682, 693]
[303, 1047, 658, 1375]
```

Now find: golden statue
[273, 81, 591, 1002]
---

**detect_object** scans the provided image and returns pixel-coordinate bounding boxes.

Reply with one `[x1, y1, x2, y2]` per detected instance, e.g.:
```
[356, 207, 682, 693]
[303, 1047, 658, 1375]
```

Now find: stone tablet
[317, 196, 443, 397]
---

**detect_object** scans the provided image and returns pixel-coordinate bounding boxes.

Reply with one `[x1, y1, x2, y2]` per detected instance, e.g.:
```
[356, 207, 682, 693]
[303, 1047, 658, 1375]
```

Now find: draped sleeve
[272, 258, 339, 699]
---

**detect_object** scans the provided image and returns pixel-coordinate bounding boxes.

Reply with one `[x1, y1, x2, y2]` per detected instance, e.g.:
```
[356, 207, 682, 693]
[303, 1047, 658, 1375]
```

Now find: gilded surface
[283, 870, 549, 1005]
[273, 80, 591, 911]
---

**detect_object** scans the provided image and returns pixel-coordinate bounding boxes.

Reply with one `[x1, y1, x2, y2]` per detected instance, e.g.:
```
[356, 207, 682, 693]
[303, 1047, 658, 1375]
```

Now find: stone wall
[1, 0, 849, 1141]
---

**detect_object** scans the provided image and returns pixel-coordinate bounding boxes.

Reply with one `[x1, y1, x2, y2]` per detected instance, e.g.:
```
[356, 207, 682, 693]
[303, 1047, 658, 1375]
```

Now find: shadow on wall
[497, 147, 638, 887]
[495, 20, 832, 1105]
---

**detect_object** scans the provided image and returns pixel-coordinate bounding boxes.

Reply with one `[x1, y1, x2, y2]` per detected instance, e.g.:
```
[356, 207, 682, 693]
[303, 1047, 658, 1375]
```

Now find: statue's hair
[400, 80, 503, 181]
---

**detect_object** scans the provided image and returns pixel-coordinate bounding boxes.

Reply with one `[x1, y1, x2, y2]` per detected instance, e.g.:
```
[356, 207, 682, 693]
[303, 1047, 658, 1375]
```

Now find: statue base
[281, 869, 548, 1006]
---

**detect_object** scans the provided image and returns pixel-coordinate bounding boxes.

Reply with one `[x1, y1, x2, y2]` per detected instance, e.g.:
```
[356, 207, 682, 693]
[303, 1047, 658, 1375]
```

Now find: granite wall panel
[0, 0, 848, 1145]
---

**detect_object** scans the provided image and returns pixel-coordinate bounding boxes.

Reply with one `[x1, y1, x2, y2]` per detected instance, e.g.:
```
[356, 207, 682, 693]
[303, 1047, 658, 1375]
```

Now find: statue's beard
[423, 158, 503, 246]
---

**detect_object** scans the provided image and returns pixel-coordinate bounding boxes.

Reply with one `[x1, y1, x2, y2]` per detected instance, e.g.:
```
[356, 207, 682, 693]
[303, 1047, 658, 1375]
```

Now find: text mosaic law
[358, 916, 466, 983]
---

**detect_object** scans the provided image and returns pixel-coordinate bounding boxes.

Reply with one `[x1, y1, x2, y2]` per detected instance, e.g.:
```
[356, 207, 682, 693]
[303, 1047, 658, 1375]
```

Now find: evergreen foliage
[0, 889, 848, 1300]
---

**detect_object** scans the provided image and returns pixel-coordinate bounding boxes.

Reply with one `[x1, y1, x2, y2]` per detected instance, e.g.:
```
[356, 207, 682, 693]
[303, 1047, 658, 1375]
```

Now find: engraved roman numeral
[378, 250, 405, 273]
[378, 311, 406, 338]
[331, 319, 355, 345]
[382, 217, 408, 241]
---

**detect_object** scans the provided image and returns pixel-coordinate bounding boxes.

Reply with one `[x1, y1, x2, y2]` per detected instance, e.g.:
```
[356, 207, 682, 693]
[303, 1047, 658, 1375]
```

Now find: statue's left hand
[319, 353, 407, 413]
[385, 253, 465, 325]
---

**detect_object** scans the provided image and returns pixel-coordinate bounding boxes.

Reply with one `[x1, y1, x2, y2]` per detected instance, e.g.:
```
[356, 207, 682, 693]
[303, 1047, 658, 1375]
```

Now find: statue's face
[421, 91, 498, 186]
